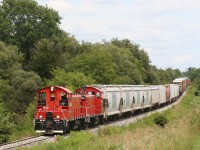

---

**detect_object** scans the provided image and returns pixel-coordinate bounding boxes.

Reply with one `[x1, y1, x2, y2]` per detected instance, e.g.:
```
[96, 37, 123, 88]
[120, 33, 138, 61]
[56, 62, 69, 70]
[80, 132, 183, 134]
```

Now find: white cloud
[172, 54, 193, 64]
[83, 0, 119, 5]
[40, 0, 71, 12]
[129, 0, 200, 16]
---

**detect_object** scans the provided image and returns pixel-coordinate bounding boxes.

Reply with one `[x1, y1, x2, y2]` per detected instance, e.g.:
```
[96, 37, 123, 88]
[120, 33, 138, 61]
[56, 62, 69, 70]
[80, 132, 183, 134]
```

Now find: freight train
[34, 77, 190, 134]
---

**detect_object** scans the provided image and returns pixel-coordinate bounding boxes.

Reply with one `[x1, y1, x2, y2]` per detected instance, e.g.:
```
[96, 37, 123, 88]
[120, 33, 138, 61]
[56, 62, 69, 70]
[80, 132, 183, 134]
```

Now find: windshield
[38, 92, 46, 106]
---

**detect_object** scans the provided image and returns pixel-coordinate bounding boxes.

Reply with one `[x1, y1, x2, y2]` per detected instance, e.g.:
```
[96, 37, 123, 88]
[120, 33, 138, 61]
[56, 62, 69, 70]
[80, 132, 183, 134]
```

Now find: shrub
[194, 90, 200, 96]
[0, 98, 13, 143]
[153, 113, 168, 127]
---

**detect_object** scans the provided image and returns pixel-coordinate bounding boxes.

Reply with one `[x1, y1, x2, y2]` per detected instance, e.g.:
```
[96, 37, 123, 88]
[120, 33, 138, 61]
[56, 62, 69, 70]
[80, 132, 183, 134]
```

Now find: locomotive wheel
[65, 124, 70, 134]
[83, 122, 89, 130]
[89, 118, 95, 128]
[66, 126, 70, 133]
[100, 116, 104, 125]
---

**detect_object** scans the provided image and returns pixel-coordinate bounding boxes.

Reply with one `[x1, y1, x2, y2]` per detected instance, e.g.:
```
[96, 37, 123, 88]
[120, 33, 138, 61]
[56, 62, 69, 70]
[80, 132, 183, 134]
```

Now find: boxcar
[173, 77, 190, 94]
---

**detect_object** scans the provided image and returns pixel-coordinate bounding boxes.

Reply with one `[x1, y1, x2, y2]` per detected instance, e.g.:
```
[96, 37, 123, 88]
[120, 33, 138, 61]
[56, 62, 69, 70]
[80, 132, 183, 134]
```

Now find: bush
[0, 98, 13, 143]
[194, 91, 199, 96]
[153, 113, 168, 127]
[8, 101, 38, 141]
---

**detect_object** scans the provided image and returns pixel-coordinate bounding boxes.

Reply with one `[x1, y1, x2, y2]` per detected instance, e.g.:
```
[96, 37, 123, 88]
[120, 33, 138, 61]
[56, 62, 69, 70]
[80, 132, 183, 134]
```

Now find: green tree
[184, 67, 200, 90]
[184, 67, 200, 81]
[109, 38, 154, 84]
[0, 0, 61, 62]
[47, 68, 95, 91]
[0, 79, 10, 105]
[14, 101, 36, 133]
[0, 94, 12, 144]
[153, 67, 182, 84]
[29, 32, 80, 79]
[0, 41, 43, 113]
[110, 38, 142, 61]
[78, 41, 93, 54]
[166, 68, 182, 81]
[104, 43, 143, 84]
[66, 45, 117, 84]
[5, 70, 43, 113]
[0, 41, 23, 79]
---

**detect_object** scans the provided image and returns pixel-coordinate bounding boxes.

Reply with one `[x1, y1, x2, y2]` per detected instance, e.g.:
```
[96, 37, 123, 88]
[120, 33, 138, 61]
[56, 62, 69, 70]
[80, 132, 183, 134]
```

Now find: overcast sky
[37, 0, 199, 71]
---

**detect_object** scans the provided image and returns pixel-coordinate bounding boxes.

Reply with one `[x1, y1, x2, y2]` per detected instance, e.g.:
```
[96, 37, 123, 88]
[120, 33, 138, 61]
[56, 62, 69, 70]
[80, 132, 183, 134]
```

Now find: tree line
[0, 0, 194, 143]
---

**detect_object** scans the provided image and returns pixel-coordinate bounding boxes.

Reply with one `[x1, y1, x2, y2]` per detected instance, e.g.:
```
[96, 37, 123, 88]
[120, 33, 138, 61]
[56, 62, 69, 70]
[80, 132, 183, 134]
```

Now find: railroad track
[0, 136, 54, 150]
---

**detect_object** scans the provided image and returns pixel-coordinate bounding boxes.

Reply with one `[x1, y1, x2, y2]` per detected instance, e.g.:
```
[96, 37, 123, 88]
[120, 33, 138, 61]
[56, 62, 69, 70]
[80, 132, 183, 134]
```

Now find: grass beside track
[20, 86, 200, 150]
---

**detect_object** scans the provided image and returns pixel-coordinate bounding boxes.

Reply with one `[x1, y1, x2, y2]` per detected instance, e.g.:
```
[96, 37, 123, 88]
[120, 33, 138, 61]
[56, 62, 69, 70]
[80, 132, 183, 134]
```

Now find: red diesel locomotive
[34, 86, 103, 134]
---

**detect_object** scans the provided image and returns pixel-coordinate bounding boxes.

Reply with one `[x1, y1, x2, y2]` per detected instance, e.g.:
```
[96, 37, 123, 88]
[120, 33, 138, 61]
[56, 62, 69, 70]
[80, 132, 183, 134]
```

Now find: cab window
[59, 92, 68, 106]
[38, 92, 46, 106]
[88, 91, 96, 95]
[50, 92, 55, 101]
[96, 92, 100, 98]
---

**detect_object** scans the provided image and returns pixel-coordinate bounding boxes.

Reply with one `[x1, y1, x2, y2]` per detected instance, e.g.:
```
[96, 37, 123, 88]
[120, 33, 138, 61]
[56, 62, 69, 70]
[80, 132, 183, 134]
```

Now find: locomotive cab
[35, 86, 72, 134]
[59, 92, 68, 107]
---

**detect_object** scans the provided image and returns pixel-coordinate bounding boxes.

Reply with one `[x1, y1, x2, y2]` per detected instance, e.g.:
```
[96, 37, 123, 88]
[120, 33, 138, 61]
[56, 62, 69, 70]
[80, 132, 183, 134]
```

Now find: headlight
[39, 115, 42, 118]
[56, 115, 60, 119]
